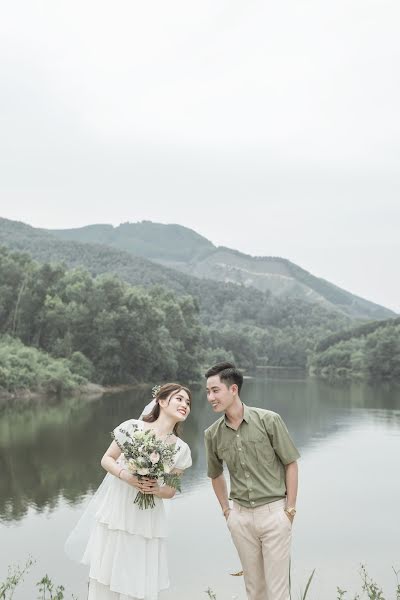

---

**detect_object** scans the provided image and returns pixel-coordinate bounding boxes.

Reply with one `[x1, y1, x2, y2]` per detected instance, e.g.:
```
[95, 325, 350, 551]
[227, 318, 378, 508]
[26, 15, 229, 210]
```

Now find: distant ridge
[0, 216, 352, 350]
[49, 220, 395, 320]
[52, 221, 215, 263]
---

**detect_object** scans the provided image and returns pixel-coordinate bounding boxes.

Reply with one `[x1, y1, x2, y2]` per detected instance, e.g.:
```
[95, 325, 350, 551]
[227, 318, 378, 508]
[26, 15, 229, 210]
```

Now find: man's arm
[285, 460, 298, 520]
[205, 429, 228, 517]
[211, 473, 231, 519]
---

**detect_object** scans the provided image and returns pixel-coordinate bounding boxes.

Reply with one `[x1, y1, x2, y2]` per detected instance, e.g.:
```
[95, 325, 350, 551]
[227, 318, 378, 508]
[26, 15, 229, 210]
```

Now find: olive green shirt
[204, 404, 300, 508]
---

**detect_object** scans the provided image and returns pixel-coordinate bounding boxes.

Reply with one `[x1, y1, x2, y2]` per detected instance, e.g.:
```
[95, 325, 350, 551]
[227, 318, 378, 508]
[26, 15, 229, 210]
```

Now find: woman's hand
[120, 471, 154, 492]
[140, 478, 160, 495]
[120, 472, 174, 499]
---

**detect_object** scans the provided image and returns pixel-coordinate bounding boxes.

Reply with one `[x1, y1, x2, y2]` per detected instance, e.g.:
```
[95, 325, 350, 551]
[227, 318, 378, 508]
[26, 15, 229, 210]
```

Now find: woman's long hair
[142, 383, 192, 437]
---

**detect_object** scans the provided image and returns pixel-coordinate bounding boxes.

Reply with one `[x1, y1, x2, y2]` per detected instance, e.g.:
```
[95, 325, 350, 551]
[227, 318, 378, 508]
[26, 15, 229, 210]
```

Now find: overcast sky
[1, 1, 399, 312]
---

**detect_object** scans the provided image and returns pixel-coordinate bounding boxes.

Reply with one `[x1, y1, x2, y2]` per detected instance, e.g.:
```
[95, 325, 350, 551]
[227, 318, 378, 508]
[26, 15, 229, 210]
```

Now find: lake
[1, 377, 400, 600]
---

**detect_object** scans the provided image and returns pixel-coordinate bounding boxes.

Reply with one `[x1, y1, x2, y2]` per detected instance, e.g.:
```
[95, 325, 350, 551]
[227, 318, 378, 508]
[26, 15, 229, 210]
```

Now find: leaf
[301, 568, 316, 600]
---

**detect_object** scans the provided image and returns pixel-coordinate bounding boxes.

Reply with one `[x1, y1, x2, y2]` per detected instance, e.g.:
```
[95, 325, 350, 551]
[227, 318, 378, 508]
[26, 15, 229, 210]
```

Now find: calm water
[1, 378, 400, 600]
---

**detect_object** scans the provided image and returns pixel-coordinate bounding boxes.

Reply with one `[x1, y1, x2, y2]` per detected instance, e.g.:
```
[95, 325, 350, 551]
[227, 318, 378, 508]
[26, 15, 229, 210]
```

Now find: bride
[65, 383, 192, 600]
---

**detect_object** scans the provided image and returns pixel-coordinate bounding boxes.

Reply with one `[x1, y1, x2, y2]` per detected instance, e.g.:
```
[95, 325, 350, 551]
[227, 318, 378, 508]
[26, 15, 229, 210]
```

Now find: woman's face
[161, 389, 191, 422]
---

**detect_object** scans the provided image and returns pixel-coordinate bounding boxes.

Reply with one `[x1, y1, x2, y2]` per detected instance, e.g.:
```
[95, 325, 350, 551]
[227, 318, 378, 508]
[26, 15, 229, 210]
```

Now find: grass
[0, 558, 77, 600]
[206, 565, 400, 600]
[1, 560, 400, 600]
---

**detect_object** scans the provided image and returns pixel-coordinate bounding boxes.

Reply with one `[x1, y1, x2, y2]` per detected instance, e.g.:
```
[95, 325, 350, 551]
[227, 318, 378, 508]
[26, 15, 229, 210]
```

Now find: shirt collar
[224, 403, 250, 426]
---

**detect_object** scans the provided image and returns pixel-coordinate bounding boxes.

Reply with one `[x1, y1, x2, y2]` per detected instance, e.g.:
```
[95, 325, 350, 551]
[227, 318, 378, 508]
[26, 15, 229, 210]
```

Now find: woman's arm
[100, 441, 123, 477]
[100, 441, 145, 491]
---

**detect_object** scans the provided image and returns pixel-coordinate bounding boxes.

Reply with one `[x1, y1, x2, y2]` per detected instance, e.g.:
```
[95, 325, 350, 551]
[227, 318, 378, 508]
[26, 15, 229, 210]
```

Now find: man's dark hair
[205, 361, 243, 393]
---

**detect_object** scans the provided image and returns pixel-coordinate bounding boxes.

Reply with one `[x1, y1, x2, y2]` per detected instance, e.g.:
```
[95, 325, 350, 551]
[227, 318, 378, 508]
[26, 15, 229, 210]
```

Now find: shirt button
[245, 473, 250, 478]
[238, 448, 242, 451]
[249, 488, 252, 492]
[251, 501, 255, 505]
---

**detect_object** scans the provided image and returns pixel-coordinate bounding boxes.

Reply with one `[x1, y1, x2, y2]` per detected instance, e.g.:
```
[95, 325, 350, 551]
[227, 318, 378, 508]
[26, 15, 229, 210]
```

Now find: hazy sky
[1, 1, 399, 311]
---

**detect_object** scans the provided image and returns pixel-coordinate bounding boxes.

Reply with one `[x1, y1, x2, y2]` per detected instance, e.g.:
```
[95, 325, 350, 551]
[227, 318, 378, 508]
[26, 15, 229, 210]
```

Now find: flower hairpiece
[152, 385, 161, 398]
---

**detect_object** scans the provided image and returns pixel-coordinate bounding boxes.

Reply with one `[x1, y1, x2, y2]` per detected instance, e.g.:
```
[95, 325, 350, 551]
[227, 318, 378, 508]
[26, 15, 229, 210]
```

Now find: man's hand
[284, 507, 296, 523]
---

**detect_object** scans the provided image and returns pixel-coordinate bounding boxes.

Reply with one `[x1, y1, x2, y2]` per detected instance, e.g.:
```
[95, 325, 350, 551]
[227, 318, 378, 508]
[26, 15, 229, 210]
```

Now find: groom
[204, 362, 299, 600]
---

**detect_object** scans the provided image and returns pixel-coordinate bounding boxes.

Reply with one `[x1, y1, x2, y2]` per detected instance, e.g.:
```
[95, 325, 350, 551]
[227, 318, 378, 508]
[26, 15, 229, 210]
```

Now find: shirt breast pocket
[248, 434, 275, 465]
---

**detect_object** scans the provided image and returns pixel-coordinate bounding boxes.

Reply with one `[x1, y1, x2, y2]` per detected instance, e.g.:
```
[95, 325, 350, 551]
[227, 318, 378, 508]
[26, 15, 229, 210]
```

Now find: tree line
[0, 245, 359, 394]
[309, 318, 400, 381]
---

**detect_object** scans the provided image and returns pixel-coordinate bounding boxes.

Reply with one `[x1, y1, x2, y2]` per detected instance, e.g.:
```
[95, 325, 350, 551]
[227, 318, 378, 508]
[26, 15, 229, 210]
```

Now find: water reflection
[1, 378, 399, 524]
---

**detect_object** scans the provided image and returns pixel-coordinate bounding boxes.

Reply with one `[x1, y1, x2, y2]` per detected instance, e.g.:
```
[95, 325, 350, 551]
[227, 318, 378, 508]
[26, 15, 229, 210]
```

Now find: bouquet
[112, 424, 181, 509]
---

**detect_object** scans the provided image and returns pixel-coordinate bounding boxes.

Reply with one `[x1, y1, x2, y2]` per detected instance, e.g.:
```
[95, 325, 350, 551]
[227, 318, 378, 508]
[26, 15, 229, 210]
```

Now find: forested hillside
[309, 317, 400, 381]
[46, 220, 395, 320]
[0, 245, 352, 394]
[4, 216, 396, 391]
[0, 247, 202, 390]
[52, 220, 215, 262]
[0, 219, 352, 372]
[1, 219, 398, 394]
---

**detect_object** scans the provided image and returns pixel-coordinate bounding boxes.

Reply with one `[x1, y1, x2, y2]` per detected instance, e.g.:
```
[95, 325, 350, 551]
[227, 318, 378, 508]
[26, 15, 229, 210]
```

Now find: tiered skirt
[66, 473, 169, 600]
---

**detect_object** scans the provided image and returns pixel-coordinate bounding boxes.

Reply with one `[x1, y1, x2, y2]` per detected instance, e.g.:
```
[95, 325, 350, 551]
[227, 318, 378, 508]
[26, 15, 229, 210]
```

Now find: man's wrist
[222, 506, 231, 517]
[285, 506, 296, 517]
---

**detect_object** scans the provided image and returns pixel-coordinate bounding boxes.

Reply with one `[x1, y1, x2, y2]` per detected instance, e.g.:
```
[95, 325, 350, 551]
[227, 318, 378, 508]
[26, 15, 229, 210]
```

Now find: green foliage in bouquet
[111, 424, 182, 509]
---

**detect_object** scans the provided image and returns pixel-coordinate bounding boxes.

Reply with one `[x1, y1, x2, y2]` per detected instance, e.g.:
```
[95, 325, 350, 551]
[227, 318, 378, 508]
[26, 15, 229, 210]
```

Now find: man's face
[206, 375, 236, 413]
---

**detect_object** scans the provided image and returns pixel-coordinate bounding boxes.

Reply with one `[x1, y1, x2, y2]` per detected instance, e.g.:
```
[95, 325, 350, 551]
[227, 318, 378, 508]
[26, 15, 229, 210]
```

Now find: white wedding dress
[65, 419, 192, 600]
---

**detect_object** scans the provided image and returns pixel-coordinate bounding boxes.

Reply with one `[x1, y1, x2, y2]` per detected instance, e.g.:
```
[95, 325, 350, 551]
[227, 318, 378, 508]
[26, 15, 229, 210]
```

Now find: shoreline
[0, 381, 145, 407]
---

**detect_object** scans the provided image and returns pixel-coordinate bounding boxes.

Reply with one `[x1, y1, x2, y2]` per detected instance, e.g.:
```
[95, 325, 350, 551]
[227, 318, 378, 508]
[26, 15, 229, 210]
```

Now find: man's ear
[231, 383, 238, 396]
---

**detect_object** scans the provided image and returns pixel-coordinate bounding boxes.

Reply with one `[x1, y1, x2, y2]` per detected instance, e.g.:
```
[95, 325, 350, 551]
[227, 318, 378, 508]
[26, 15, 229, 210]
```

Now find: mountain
[0, 216, 354, 371]
[0, 217, 190, 292]
[51, 221, 215, 263]
[0, 216, 337, 327]
[49, 220, 395, 320]
[0, 216, 395, 374]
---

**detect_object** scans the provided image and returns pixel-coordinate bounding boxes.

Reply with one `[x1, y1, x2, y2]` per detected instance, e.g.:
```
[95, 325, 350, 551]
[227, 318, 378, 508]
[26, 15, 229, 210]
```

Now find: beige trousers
[227, 498, 292, 600]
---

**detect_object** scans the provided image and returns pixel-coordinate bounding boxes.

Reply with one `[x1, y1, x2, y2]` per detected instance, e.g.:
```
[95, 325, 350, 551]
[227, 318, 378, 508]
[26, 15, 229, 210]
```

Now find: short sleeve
[112, 419, 137, 446]
[204, 429, 223, 479]
[174, 442, 192, 471]
[264, 413, 300, 465]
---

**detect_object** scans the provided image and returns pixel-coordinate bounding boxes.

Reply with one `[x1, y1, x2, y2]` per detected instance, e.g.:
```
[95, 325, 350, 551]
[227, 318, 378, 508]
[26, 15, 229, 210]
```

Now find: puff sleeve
[174, 441, 192, 471]
[112, 419, 137, 446]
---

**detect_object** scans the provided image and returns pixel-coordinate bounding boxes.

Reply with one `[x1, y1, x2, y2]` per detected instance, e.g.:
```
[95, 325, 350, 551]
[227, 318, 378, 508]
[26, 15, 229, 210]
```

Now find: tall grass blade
[301, 569, 316, 600]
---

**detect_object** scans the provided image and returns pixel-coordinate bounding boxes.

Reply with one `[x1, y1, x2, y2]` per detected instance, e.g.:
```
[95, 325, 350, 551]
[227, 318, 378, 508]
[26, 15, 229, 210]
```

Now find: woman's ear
[158, 397, 168, 409]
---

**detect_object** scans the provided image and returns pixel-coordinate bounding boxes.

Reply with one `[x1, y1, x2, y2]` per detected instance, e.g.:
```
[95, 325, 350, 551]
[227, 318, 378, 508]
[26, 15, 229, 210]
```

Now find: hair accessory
[151, 384, 161, 398]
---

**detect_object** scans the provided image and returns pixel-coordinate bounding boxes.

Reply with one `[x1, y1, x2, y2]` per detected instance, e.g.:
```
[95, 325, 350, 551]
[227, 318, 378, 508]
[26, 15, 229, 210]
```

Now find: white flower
[137, 467, 150, 475]
[150, 451, 160, 464]
[163, 463, 172, 474]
